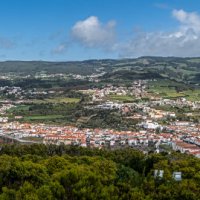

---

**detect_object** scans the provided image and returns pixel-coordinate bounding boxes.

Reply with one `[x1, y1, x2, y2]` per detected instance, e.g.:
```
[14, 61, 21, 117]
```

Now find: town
[0, 76, 200, 158]
[2, 1, 200, 199]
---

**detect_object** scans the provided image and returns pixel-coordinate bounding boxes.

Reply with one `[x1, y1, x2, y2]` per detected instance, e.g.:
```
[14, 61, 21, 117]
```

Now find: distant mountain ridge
[0, 57, 200, 83]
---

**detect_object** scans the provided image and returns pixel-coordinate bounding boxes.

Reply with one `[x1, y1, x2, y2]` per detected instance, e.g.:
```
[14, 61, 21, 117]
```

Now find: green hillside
[0, 57, 200, 83]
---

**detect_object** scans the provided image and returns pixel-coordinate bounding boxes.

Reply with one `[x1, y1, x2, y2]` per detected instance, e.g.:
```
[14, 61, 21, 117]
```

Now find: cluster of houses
[0, 86, 23, 98]
[0, 119, 199, 158]
[0, 79, 200, 159]
[0, 104, 15, 116]
[81, 80, 147, 102]
[150, 97, 200, 110]
[0, 86, 61, 101]
[70, 71, 106, 82]
[167, 122, 200, 158]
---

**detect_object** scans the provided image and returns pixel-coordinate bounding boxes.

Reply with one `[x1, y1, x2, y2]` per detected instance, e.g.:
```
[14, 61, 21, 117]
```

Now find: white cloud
[172, 9, 200, 31]
[51, 44, 67, 55]
[118, 9, 200, 57]
[71, 16, 116, 48]
[69, 10, 200, 58]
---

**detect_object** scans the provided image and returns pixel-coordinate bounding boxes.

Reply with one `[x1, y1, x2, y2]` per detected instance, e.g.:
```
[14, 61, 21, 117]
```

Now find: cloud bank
[119, 9, 200, 57]
[68, 9, 200, 58]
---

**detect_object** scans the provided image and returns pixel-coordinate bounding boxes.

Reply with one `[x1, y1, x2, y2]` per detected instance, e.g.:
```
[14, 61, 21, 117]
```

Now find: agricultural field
[31, 97, 80, 104]
[187, 58, 200, 63]
[23, 115, 65, 120]
[6, 99, 79, 125]
[108, 95, 135, 102]
[7, 105, 30, 113]
[148, 79, 200, 101]
[183, 89, 200, 101]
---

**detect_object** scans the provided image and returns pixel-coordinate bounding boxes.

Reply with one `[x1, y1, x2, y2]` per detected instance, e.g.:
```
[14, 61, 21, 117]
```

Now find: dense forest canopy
[0, 144, 199, 200]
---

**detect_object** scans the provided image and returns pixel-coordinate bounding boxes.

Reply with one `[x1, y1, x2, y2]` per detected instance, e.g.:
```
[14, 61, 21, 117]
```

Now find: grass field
[24, 115, 65, 120]
[183, 90, 200, 101]
[108, 95, 135, 102]
[32, 97, 80, 104]
[8, 105, 30, 113]
[187, 58, 200, 63]
[148, 80, 200, 101]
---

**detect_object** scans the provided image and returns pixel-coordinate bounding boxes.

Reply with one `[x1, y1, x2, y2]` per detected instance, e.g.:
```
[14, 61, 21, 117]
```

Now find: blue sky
[1, 0, 200, 60]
